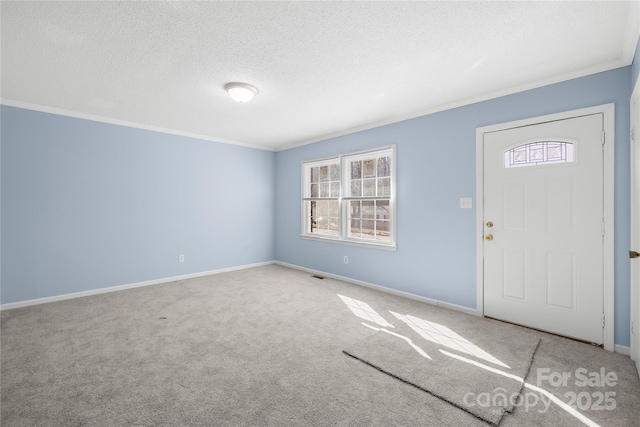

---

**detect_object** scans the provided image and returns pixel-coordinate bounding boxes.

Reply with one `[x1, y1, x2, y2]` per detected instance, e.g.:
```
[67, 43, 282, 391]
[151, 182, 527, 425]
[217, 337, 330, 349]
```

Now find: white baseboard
[5, 260, 630, 353]
[276, 262, 639, 352]
[614, 344, 631, 356]
[275, 261, 480, 317]
[0, 261, 275, 311]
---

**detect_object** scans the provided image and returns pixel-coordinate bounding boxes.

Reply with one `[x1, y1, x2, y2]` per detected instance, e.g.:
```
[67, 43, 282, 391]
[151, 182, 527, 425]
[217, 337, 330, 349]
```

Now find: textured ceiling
[2, 1, 638, 151]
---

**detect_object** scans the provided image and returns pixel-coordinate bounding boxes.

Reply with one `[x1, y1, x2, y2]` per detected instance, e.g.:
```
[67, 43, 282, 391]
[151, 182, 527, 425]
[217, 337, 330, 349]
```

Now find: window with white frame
[301, 146, 396, 249]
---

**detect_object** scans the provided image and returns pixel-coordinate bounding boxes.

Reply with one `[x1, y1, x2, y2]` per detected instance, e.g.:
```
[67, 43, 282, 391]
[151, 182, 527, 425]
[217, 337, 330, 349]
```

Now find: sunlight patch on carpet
[389, 311, 510, 368]
[337, 294, 394, 328]
[343, 312, 541, 425]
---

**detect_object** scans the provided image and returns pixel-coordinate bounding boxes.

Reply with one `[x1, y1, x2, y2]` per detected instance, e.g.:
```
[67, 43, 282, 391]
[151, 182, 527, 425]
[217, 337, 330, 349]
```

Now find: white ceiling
[2, 1, 639, 151]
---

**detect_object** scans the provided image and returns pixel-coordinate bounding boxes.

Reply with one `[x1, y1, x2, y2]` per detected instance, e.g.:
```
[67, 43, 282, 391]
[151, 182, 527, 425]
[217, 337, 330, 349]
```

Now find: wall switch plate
[343, 256, 348, 264]
[460, 197, 473, 209]
[179, 254, 185, 263]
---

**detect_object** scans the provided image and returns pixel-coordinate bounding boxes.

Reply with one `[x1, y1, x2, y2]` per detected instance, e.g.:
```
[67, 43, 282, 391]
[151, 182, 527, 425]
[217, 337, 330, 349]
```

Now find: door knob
[631, 251, 640, 259]
[486, 221, 494, 228]
[485, 234, 493, 241]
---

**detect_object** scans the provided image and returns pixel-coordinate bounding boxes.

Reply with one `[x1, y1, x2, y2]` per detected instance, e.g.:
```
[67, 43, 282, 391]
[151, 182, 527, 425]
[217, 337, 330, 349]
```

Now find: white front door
[483, 113, 604, 344]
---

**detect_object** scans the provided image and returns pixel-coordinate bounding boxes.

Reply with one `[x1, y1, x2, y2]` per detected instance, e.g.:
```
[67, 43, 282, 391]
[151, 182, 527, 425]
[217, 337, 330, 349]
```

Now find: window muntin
[504, 141, 574, 168]
[308, 200, 340, 236]
[309, 163, 341, 198]
[303, 159, 340, 237]
[348, 200, 391, 241]
[302, 146, 396, 248]
[348, 155, 391, 197]
[344, 152, 393, 242]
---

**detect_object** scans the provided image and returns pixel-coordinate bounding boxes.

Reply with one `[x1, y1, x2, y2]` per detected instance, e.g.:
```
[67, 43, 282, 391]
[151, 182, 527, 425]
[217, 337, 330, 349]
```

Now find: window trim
[301, 145, 397, 250]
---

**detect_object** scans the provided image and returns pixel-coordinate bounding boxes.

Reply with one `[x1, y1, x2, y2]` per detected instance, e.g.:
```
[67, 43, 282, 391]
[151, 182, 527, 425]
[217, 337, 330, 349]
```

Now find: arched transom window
[504, 141, 574, 168]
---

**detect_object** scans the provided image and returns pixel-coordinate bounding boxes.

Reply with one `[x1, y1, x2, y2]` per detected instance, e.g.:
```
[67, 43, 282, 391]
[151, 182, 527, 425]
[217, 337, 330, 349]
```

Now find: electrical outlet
[344, 256, 348, 264]
[179, 254, 185, 263]
[460, 197, 473, 209]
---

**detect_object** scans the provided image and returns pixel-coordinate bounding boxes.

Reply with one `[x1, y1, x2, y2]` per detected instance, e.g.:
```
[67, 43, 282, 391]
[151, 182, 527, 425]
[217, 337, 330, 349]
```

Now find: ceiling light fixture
[224, 82, 258, 103]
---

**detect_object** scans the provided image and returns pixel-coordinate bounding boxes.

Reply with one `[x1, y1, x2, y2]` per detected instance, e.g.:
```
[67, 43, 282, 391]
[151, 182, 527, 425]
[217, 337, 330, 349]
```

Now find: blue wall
[1, 106, 276, 304]
[275, 67, 632, 346]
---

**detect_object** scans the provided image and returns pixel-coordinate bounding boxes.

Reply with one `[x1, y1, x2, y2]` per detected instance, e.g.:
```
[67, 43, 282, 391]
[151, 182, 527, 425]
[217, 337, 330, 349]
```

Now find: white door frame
[476, 104, 615, 351]
[630, 83, 640, 373]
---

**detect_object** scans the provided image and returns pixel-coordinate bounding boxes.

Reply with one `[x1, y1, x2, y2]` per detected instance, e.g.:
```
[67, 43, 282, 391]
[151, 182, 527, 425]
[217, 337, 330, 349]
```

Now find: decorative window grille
[504, 141, 574, 168]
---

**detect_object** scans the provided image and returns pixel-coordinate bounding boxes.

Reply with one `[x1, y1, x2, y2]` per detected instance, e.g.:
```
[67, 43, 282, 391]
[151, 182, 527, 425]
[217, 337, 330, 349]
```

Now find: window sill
[301, 234, 397, 251]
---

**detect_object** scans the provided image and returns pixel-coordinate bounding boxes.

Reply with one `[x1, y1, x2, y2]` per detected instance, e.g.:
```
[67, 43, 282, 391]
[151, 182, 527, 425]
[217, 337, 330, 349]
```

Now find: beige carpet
[2, 264, 639, 426]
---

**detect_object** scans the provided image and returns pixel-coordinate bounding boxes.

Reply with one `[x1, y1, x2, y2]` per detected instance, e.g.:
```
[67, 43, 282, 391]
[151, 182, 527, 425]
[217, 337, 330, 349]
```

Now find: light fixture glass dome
[224, 82, 258, 103]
